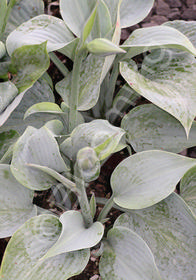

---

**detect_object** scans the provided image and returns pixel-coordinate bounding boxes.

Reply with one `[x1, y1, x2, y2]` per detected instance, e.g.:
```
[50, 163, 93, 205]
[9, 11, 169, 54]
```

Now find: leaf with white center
[0, 214, 90, 280]
[0, 130, 19, 160]
[0, 81, 18, 113]
[60, 0, 96, 38]
[111, 150, 196, 209]
[56, 55, 105, 111]
[99, 226, 161, 280]
[6, 15, 75, 56]
[180, 166, 196, 215]
[11, 126, 68, 190]
[10, 42, 50, 93]
[115, 193, 196, 280]
[0, 164, 36, 238]
[122, 25, 196, 59]
[122, 104, 196, 153]
[2, 0, 44, 42]
[120, 50, 196, 136]
[42, 211, 104, 259]
[0, 79, 55, 134]
[60, 119, 125, 161]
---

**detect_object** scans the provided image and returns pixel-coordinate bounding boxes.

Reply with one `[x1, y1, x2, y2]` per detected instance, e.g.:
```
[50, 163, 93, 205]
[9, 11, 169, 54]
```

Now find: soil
[1, 1, 196, 279]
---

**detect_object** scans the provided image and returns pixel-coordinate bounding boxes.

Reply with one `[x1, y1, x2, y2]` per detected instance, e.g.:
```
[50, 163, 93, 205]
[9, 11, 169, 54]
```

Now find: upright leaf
[11, 126, 68, 190]
[0, 164, 36, 238]
[111, 150, 196, 209]
[0, 214, 90, 280]
[99, 226, 161, 280]
[115, 193, 196, 280]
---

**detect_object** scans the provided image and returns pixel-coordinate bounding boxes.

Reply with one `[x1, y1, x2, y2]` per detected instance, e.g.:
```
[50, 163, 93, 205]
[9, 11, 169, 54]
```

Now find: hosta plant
[0, 0, 196, 279]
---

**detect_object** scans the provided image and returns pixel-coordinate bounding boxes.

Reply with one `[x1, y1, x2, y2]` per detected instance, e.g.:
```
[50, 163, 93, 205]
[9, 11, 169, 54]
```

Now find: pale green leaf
[11, 42, 50, 92]
[0, 81, 18, 113]
[0, 41, 6, 58]
[6, 14, 75, 56]
[56, 55, 105, 111]
[44, 120, 64, 137]
[60, 0, 96, 38]
[87, 38, 126, 56]
[2, 0, 44, 42]
[111, 150, 196, 209]
[120, 0, 154, 28]
[0, 164, 36, 238]
[82, 1, 98, 43]
[0, 214, 90, 280]
[11, 126, 68, 190]
[122, 25, 196, 58]
[122, 104, 196, 153]
[24, 102, 64, 119]
[60, 119, 125, 161]
[120, 50, 196, 136]
[115, 193, 196, 280]
[0, 0, 7, 37]
[0, 79, 55, 134]
[180, 166, 196, 215]
[99, 226, 161, 280]
[0, 130, 19, 160]
[42, 211, 104, 259]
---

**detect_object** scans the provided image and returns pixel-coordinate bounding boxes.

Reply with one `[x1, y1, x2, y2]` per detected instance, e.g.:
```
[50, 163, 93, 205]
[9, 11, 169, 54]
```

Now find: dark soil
[1, 1, 196, 279]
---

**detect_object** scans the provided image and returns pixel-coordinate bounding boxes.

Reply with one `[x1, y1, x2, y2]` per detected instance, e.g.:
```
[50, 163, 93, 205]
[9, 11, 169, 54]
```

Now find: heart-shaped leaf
[11, 126, 68, 190]
[122, 25, 196, 58]
[115, 193, 196, 280]
[0, 164, 36, 238]
[120, 50, 196, 136]
[42, 210, 104, 259]
[6, 14, 75, 56]
[111, 150, 196, 209]
[99, 226, 161, 280]
[10, 42, 50, 93]
[180, 166, 196, 215]
[0, 214, 90, 280]
[121, 104, 196, 153]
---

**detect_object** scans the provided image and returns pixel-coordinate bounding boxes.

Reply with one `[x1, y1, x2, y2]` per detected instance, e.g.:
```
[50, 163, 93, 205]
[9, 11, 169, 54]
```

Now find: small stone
[90, 275, 100, 280]
[168, 11, 181, 20]
[142, 22, 157, 28]
[151, 15, 168, 25]
[165, 0, 182, 8]
[156, 0, 171, 16]
[182, 8, 196, 20]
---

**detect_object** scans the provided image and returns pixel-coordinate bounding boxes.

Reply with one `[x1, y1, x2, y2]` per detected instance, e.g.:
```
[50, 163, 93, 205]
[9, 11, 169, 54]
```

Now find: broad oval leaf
[180, 166, 196, 215]
[0, 214, 90, 280]
[11, 126, 68, 190]
[120, 50, 196, 136]
[115, 193, 196, 280]
[42, 211, 104, 259]
[56, 54, 105, 111]
[121, 104, 196, 153]
[11, 42, 50, 93]
[111, 150, 196, 209]
[0, 164, 36, 238]
[2, 0, 44, 42]
[6, 15, 75, 56]
[122, 25, 196, 58]
[99, 226, 161, 280]
[60, 0, 96, 38]
[60, 119, 125, 161]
